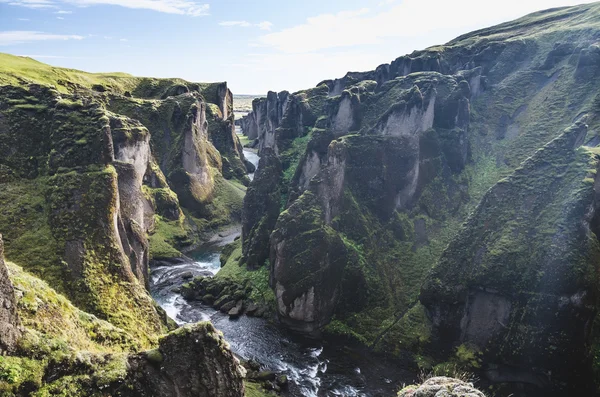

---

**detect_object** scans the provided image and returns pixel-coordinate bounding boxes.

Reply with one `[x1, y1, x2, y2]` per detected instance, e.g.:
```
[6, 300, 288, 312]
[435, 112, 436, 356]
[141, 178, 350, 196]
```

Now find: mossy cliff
[0, 54, 249, 394]
[0, 234, 21, 355]
[238, 3, 600, 394]
[420, 122, 600, 396]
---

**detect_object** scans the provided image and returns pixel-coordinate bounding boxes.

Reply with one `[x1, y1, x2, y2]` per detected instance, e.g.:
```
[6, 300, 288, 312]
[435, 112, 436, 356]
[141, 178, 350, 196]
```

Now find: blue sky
[0, 0, 597, 94]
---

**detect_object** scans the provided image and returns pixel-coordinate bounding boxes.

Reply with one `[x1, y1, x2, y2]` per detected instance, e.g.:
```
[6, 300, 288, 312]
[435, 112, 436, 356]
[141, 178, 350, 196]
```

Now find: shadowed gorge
[3, 2, 600, 397]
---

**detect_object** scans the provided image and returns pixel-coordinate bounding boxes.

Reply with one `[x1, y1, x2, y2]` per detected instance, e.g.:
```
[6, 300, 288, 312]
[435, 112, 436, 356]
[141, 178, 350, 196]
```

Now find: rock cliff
[0, 234, 21, 354]
[0, 259, 245, 396]
[0, 53, 250, 345]
[237, 3, 600, 394]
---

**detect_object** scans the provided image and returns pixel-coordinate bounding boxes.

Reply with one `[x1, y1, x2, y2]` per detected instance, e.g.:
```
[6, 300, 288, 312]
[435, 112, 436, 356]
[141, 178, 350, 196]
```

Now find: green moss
[454, 344, 482, 369]
[0, 356, 44, 394]
[148, 216, 187, 260]
[189, 175, 246, 233]
[244, 381, 277, 397]
[215, 240, 275, 306]
[8, 262, 139, 353]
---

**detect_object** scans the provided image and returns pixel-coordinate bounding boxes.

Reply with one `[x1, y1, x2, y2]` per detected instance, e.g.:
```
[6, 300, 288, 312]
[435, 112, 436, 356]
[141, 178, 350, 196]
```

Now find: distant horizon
[1, 0, 598, 93]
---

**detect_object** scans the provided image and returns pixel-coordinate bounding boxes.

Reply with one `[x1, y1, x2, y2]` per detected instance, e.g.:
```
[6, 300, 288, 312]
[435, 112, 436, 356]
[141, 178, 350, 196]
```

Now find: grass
[0, 52, 221, 100]
[8, 261, 139, 353]
[215, 240, 275, 306]
[244, 381, 277, 397]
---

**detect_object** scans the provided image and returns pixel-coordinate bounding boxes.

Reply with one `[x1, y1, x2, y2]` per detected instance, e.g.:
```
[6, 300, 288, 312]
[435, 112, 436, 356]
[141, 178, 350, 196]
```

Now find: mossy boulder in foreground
[127, 322, 245, 397]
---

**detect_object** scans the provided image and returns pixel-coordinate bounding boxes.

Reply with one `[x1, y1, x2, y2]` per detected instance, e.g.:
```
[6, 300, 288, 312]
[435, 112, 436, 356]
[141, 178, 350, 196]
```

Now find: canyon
[2, 2, 600, 397]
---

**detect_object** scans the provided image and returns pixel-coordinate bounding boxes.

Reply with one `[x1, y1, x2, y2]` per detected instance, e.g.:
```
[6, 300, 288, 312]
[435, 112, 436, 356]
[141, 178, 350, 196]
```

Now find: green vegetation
[216, 240, 275, 306]
[0, 52, 223, 101]
[244, 381, 277, 397]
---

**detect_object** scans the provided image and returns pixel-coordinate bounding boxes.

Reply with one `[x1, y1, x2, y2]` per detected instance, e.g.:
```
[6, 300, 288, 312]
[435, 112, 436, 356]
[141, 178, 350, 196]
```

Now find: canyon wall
[238, 3, 600, 395]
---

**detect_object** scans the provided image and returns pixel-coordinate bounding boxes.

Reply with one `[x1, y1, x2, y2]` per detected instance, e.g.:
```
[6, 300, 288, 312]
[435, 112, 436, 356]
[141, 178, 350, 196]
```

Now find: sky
[0, 0, 598, 94]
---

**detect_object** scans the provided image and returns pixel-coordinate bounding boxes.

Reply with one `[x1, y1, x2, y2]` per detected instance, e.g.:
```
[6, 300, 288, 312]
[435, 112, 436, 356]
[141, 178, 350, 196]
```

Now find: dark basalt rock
[0, 234, 21, 354]
[241, 148, 283, 269]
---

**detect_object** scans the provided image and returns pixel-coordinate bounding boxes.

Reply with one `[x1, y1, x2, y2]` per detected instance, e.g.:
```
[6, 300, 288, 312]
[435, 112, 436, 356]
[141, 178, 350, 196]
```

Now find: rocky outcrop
[240, 111, 258, 140]
[1, 259, 245, 397]
[266, 72, 472, 331]
[111, 114, 152, 287]
[240, 89, 324, 157]
[270, 191, 349, 334]
[128, 322, 245, 397]
[254, 91, 290, 155]
[242, 148, 283, 268]
[420, 123, 599, 395]
[206, 102, 249, 184]
[398, 377, 485, 397]
[0, 234, 21, 354]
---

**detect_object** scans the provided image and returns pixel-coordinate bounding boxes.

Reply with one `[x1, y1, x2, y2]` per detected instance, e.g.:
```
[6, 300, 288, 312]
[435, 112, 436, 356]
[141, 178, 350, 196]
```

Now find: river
[149, 115, 414, 396]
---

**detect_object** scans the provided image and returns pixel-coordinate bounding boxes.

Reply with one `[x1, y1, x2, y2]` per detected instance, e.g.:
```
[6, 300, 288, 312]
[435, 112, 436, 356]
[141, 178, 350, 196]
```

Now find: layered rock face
[238, 2, 600, 394]
[0, 234, 21, 354]
[0, 56, 250, 396]
[262, 72, 472, 334]
[0, 258, 245, 396]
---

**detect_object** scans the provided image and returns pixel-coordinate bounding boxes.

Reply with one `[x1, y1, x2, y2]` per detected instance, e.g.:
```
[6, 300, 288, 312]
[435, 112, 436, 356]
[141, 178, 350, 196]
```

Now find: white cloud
[220, 20, 273, 31]
[17, 18, 30, 20]
[2, 0, 210, 16]
[120, 38, 127, 41]
[256, 21, 272, 31]
[0, 31, 84, 45]
[259, 0, 599, 53]
[220, 20, 252, 27]
[55, 9, 71, 13]
[56, 16, 63, 19]
[3, 0, 55, 9]
[64, 0, 209, 16]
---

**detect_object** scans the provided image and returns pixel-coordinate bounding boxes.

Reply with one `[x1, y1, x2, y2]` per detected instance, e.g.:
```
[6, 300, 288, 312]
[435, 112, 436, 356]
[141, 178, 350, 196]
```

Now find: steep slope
[420, 122, 600, 396]
[238, 2, 600, 395]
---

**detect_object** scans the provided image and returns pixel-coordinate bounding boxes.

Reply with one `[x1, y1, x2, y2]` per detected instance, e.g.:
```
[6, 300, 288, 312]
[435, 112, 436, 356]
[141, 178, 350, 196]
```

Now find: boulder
[228, 300, 244, 318]
[398, 377, 485, 397]
[128, 322, 245, 397]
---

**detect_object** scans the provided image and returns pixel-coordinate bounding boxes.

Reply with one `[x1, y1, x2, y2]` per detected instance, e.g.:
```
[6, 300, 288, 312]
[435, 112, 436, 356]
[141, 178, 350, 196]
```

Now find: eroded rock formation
[242, 148, 282, 269]
[0, 234, 21, 354]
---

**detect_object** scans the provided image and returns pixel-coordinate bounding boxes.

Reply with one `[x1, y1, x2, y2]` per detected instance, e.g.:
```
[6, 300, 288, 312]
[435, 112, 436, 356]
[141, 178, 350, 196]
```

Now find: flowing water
[149, 117, 415, 396]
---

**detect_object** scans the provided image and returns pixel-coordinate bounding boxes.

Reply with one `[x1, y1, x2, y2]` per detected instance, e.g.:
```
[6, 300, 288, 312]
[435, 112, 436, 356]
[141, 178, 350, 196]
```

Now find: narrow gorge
[2, 2, 600, 397]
